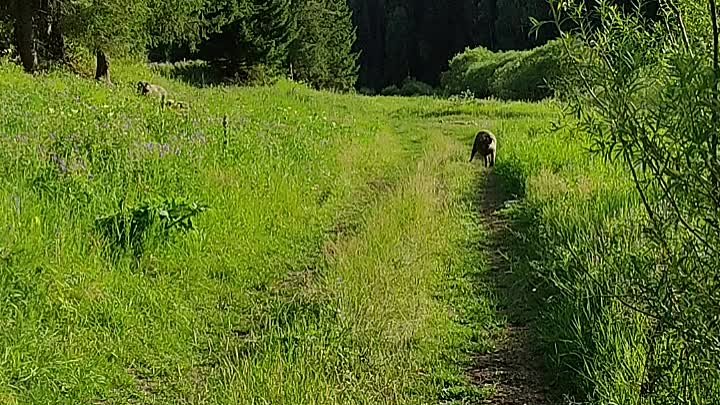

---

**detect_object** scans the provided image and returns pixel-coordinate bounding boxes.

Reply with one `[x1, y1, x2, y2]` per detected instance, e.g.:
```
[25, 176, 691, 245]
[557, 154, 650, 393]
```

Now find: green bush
[490, 40, 569, 101]
[464, 51, 519, 98]
[441, 47, 494, 94]
[442, 41, 572, 101]
[544, 1, 720, 402]
[441, 47, 519, 98]
[376, 79, 434, 97]
[357, 86, 376, 96]
[380, 85, 401, 96]
[399, 78, 434, 96]
[95, 197, 208, 259]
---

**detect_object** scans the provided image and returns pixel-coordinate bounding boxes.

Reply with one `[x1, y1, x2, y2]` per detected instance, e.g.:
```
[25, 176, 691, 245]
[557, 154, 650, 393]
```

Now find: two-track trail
[407, 105, 556, 405]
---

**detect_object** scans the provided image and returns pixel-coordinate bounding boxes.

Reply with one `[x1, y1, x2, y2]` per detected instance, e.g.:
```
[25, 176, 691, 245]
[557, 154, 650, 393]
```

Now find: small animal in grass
[136, 81, 168, 97]
[470, 130, 497, 167]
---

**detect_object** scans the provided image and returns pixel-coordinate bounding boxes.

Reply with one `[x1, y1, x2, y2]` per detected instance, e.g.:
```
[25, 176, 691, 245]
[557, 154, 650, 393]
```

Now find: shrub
[96, 197, 208, 259]
[464, 51, 519, 98]
[357, 86, 376, 96]
[399, 77, 434, 96]
[541, 0, 720, 403]
[441, 47, 519, 98]
[490, 40, 569, 101]
[441, 41, 573, 101]
[380, 85, 401, 96]
[441, 47, 495, 94]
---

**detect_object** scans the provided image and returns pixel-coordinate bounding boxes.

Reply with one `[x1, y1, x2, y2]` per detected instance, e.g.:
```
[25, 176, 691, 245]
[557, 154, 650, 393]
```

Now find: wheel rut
[468, 170, 553, 405]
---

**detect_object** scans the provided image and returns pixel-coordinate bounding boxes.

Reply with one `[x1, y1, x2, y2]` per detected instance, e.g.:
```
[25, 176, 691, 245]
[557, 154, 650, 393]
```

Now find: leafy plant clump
[399, 77, 435, 96]
[380, 84, 401, 96]
[96, 197, 208, 258]
[441, 47, 519, 98]
[441, 40, 573, 101]
[490, 39, 570, 101]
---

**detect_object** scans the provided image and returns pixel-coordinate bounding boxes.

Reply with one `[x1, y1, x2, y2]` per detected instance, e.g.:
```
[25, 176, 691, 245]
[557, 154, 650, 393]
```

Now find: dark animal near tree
[470, 130, 497, 167]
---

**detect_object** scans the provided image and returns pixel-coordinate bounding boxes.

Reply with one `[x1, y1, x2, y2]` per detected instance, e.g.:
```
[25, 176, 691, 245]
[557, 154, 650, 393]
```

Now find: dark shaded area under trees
[0, 0, 358, 90]
[0, 0, 660, 91]
[347, 0, 661, 90]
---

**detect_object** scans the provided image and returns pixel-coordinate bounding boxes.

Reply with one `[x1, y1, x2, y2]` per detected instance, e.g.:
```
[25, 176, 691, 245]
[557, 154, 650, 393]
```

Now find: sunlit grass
[0, 61, 564, 404]
[0, 59, 654, 405]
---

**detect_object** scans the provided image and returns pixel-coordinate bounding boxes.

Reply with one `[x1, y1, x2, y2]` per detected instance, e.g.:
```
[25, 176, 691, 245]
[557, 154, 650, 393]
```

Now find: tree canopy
[0, 0, 662, 90]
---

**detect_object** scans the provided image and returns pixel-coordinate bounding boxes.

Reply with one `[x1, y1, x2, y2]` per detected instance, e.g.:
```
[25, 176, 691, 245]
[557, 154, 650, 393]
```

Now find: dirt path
[468, 170, 553, 405]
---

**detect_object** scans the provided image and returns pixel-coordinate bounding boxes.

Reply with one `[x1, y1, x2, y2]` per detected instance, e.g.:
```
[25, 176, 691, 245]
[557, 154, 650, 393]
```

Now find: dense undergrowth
[441, 40, 570, 101]
[489, 115, 668, 403]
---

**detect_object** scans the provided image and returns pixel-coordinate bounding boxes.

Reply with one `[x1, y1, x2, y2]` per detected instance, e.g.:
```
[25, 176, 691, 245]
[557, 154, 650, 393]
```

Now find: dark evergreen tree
[36, 0, 66, 62]
[346, 0, 564, 89]
[147, 0, 242, 61]
[347, 0, 386, 90]
[0, 1, 15, 57]
[383, 2, 413, 85]
[290, 0, 359, 90]
[494, 0, 550, 50]
[0, 0, 664, 89]
[201, 0, 296, 81]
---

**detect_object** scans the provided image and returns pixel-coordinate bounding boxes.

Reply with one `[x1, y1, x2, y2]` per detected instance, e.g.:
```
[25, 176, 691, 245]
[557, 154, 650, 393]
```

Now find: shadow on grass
[406, 106, 551, 122]
[475, 169, 542, 325]
[467, 162, 565, 404]
[150, 61, 225, 88]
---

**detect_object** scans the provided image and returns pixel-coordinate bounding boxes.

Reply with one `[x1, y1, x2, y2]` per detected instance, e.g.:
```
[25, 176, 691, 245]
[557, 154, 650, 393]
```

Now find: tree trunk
[13, 0, 37, 72]
[95, 49, 111, 84]
[38, 0, 66, 62]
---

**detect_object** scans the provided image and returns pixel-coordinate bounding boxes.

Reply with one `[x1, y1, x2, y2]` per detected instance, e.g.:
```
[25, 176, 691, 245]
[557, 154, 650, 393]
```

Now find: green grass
[481, 110, 652, 403]
[0, 61, 561, 404]
[388, 89, 658, 404]
[0, 60, 665, 405]
[388, 93, 654, 404]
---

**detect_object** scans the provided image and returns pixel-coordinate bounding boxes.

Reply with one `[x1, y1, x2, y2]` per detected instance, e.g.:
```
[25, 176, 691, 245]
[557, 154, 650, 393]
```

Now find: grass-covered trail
[467, 170, 551, 405]
[0, 63, 568, 404]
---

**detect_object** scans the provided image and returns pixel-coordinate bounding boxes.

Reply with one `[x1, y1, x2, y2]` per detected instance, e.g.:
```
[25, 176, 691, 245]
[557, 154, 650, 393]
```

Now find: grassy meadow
[0, 60, 654, 405]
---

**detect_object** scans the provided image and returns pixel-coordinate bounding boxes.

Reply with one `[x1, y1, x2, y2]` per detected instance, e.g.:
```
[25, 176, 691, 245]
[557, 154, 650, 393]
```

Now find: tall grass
[487, 112, 657, 403]
[1, 58, 665, 405]
[0, 61, 370, 403]
[0, 62, 560, 404]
